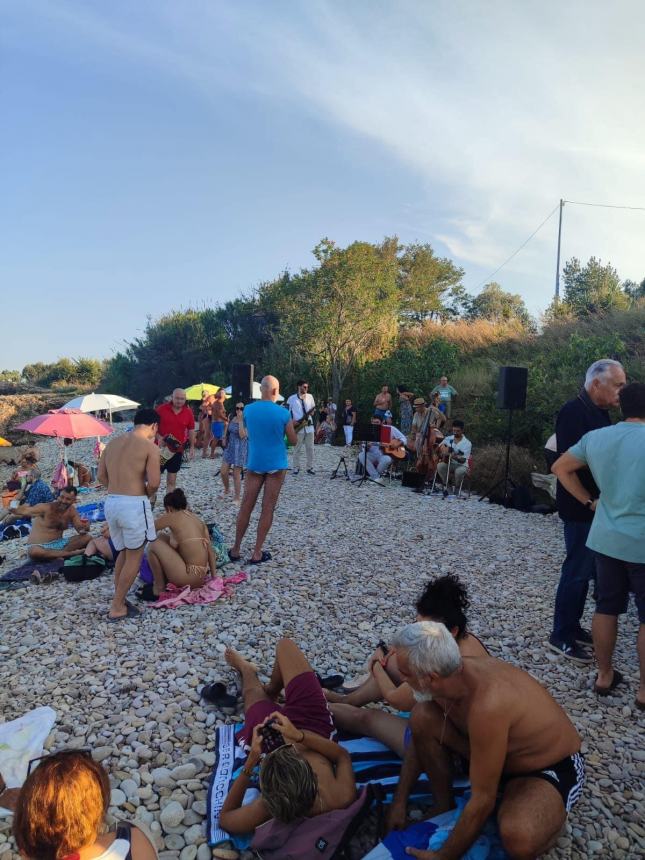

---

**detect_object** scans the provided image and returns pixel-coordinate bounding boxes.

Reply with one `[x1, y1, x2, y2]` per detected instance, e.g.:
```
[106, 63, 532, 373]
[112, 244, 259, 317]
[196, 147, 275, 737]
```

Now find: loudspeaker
[497, 366, 528, 410]
[231, 363, 254, 402]
[402, 471, 425, 489]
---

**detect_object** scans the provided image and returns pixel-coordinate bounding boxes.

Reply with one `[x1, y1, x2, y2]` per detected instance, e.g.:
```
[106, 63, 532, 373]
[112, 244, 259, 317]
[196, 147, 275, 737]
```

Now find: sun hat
[413, 397, 426, 406]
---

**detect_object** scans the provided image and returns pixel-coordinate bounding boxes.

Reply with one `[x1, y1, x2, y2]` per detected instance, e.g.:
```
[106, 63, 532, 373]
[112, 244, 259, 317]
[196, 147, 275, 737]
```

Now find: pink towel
[150, 572, 247, 609]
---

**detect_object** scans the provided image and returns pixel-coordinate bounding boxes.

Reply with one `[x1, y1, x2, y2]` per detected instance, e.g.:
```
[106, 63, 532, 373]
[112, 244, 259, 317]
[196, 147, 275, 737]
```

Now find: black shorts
[161, 452, 183, 474]
[595, 552, 645, 623]
[504, 752, 585, 813]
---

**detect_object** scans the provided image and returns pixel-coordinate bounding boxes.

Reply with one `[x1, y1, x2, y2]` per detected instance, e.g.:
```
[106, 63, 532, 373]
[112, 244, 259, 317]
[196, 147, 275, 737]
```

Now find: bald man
[228, 375, 297, 564]
[156, 388, 196, 492]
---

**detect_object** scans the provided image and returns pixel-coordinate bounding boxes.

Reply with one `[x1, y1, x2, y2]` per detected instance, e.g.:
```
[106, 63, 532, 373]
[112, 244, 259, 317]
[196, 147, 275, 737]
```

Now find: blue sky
[2, 0, 645, 370]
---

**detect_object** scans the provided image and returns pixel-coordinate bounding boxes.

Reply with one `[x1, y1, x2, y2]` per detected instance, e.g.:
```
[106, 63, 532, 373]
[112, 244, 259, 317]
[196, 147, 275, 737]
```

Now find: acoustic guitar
[380, 441, 407, 460]
[293, 408, 316, 433]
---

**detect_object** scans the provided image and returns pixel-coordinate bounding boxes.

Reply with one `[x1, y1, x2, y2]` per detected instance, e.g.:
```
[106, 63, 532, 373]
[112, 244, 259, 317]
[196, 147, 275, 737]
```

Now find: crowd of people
[4, 359, 644, 859]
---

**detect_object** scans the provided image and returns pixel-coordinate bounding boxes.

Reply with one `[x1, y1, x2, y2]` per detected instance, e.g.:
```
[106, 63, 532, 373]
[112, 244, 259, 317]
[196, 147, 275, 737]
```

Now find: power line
[565, 199, 645, 212]
[473, 204, 560, 290]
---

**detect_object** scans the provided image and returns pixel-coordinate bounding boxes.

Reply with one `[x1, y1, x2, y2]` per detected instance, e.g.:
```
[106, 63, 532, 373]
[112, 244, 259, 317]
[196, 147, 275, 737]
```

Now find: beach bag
[251, 785, 382, 860]
[52, 461, 69, 490]
[60, 554, 107, 582]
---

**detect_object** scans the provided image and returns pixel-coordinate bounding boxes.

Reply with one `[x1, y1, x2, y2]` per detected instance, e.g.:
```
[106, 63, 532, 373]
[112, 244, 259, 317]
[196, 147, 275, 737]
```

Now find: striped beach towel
[206, 723, 469, 848]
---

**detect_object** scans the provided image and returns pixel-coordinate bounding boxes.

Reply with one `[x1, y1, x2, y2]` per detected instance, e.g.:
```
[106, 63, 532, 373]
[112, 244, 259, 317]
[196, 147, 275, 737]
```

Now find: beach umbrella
[62, 392, 140, 422]
[184, 383, 222, 401]
[224, 382, 284, 402]
[15, 408, 113, 440]
[0, 437, 11, 446]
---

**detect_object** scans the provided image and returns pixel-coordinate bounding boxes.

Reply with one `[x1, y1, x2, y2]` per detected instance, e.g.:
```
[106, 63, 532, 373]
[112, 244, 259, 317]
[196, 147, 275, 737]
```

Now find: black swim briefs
[505, 752, 585, 812]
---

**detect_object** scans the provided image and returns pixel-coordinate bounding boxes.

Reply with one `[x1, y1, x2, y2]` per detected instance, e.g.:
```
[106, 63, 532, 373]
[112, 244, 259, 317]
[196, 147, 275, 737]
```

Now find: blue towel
[206, 724, 467, 849]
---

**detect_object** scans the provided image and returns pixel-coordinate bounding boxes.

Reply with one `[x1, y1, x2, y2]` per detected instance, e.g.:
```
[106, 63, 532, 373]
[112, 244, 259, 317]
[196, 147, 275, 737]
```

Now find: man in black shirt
[548, 359, 626, 662]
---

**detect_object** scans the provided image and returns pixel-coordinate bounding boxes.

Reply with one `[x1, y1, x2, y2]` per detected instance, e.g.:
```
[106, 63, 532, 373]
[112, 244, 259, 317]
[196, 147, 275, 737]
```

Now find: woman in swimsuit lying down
[147, 488, 217, 595]
[327, 575, 488, 757]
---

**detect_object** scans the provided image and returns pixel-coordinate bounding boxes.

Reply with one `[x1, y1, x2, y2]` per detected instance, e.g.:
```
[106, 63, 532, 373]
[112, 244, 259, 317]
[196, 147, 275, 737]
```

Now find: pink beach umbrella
[15, 408, 114, 440]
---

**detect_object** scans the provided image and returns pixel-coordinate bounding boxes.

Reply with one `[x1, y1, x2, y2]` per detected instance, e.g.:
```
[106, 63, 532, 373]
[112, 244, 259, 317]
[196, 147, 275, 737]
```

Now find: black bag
[402, 471, 425, 489]
[60, 554, 107, 582]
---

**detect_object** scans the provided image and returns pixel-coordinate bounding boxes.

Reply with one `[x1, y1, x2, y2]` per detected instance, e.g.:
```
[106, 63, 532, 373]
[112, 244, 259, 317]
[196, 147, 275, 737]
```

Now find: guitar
[380, 441, 407, 460]
[293, 408, 316, 433]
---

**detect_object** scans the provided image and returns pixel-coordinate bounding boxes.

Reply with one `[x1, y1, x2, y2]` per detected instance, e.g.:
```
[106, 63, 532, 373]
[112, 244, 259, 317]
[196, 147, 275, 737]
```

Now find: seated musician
[436, 419, 472, 488]
[353, 413, 406, 485]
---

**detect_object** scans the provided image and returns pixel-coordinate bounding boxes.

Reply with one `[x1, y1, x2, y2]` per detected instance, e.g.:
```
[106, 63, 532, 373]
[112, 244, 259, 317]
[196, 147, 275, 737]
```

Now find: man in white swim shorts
[98, 409, 161, 622]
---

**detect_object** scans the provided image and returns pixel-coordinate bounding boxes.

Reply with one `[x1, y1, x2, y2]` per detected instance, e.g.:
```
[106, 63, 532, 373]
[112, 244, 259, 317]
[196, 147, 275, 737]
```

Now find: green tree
[623, 277, 645, 303]
[0, 369, 20, 383]
[466, 282, 533, 328]
[261, 238, 400, 405]
[22, 362, 48, 384]
[561, 257, 630, 316]
[397, 242, 464, 322]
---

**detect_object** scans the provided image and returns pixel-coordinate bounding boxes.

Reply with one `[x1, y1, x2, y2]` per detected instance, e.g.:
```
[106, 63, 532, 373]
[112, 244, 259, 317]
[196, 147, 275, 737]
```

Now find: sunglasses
[236, 406, 244, 411]
[28, 747, 93, 776]
[300, 385, 309, 389]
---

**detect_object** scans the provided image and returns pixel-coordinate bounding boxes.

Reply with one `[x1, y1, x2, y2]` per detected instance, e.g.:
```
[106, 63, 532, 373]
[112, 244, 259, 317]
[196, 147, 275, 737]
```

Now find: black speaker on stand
[480, 366, 528, 504]
[231, 363, 254, 403]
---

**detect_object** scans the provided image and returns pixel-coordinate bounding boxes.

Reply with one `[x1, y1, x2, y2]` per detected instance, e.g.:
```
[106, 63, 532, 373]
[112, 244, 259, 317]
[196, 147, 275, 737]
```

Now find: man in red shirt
[156, 388, 196, 492]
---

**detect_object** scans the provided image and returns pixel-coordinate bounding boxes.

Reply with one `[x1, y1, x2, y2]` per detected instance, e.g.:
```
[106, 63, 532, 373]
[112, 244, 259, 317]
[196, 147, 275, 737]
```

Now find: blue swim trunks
[29, 537, 70, 551]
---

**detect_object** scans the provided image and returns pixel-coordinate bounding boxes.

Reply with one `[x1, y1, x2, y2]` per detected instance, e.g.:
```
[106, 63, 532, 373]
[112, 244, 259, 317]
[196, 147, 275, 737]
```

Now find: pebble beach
[0, 433, 643, 859]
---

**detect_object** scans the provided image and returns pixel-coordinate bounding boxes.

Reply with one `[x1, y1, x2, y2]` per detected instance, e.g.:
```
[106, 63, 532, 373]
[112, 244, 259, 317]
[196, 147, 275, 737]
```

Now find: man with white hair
[228, 375, 297, 564]
[155, 388, 196, 493]
[391, 621, 584, 860]
[548, 359, 626, 663]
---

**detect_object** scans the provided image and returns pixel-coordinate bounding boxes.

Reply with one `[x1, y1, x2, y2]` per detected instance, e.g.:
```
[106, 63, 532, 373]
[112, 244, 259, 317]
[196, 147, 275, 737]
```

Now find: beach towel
[0, 706, 57, 816]
[75, 501, 105, 522]
[151, 571, 247, 609]
[207, 523, 229, 568]
[206, 725, 466, 849]
[363, 793, 508, 859]
[0, 559, 61, 582]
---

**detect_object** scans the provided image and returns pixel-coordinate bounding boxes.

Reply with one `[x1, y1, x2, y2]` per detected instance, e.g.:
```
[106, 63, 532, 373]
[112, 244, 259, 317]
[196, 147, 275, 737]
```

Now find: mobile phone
[377, 640, 389, 657]
[260, 718, 286, 755]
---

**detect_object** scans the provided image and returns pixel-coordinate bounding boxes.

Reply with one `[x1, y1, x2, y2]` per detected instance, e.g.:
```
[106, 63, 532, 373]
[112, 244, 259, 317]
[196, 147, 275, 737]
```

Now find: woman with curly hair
[327, 575, 487, 757]
[12, 750, 157, 860]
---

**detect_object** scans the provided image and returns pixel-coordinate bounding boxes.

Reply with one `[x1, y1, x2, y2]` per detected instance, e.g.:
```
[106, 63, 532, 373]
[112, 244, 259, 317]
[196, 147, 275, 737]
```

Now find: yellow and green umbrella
[184, 383, 222, 401]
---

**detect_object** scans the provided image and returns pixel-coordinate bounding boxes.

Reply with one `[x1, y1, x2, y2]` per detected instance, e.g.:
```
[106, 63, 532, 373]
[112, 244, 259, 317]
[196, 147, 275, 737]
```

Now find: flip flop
[107, 603, 141, 623]
[201, 683, 238, 712]
[316, 673, 345, 690]
[594, 669, 624, 696]
[227, 549, 241, 562]
[247, 551, 272, 565]
[341, 672, 371, 692]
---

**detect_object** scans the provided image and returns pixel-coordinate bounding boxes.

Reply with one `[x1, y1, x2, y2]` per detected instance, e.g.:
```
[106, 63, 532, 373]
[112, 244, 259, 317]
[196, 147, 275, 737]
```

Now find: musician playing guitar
[286, 380, 317, 475]
[436, 419, 472, 489]
[353, 414, 407, 485]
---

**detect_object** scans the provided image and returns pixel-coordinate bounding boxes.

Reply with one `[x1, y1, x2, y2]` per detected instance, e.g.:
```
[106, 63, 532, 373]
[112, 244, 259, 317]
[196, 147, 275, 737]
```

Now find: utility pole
[555, 199, 564, 302]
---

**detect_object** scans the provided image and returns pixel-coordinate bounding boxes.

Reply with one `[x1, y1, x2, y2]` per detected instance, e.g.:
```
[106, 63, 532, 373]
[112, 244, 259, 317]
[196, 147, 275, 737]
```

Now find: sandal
[247, 551, 272, 565]
[201, 682, 238, 713]
[227, 549, 241, 562]
[594, 669, 624, 696]
[316, 673, 345, 690]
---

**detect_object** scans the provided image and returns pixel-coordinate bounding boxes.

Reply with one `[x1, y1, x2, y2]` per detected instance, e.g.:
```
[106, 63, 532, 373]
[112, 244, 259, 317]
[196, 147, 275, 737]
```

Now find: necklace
[440, 701, 455, 746]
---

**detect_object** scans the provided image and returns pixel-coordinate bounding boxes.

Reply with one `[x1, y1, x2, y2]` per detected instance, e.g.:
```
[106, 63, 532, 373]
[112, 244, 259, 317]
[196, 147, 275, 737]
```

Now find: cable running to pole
[474, 204, 560, 291]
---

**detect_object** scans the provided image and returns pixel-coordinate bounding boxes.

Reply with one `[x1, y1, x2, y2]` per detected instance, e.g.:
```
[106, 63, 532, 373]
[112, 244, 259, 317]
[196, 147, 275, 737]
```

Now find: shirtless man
[390, 622, 584, 860]
[218, 639, 356, 834]
[98, 408, 161, 621]
[18, 486, 91, 560]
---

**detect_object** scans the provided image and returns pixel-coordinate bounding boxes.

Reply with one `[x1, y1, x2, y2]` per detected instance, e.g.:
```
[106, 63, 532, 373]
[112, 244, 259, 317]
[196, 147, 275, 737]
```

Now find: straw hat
[413, 397, 426, 407]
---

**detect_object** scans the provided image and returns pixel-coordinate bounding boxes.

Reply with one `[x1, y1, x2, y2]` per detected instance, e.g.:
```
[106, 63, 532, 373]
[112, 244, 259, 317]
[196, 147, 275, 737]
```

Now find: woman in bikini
[147, 488, 217, 596]
[326, 575, 488, 757]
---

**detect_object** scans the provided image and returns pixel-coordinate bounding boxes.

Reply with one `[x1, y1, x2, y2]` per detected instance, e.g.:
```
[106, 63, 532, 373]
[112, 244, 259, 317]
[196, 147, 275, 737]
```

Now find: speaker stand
[479, 409, 516, 504]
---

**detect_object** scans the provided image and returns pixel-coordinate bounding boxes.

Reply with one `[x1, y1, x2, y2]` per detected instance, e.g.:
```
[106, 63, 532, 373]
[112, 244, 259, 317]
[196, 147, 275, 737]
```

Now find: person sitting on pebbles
[217, 639, 356, 834]
[15, 485, 92, 561]
[147, 488, 218, 597]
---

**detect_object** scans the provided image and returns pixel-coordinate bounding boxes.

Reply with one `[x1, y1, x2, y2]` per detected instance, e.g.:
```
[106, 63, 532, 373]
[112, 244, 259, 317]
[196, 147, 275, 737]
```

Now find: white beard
[413, 689, 434, 703]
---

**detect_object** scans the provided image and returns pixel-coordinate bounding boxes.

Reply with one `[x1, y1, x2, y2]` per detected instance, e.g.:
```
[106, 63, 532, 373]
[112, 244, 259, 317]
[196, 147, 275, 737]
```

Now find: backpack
[250, 784, 382, 860]
[60, 554, 107, 582]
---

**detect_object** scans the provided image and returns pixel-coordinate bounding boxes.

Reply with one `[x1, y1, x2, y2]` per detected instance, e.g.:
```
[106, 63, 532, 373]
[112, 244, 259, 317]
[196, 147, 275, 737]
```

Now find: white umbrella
[62, 392, 140, 422]
[224, 382, 284, 402]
